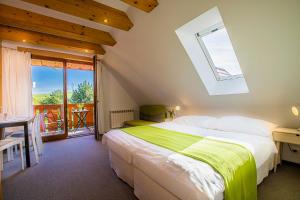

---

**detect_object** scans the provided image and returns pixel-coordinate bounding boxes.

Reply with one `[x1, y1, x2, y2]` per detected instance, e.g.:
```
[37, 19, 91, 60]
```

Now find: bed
[102, 116, 277, 200]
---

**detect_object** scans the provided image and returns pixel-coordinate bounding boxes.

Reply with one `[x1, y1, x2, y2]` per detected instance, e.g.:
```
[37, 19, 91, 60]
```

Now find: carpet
[3, 136, 136, 200]
[2, 136, 300, 200]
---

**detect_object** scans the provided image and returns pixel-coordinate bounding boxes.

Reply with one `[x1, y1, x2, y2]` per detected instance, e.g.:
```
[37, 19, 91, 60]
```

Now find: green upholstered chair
[124, 105, 167, 127]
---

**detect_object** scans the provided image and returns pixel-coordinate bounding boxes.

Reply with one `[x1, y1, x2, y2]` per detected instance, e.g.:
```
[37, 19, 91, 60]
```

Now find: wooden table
[72, 110, 90, 133]
[0, 116, 34, 168]
[272, 127, 300, 172]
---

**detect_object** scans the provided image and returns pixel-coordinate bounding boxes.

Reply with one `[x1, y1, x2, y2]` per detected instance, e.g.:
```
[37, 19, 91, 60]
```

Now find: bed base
[108, 150, 134, 187]
[109, 150, 179, 200]
[134, 168, 179, 200]
[108, 149, 274, 200]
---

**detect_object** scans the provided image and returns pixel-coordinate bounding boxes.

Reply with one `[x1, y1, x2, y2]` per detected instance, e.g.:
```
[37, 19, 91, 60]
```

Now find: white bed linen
[103, 122, 277, 200]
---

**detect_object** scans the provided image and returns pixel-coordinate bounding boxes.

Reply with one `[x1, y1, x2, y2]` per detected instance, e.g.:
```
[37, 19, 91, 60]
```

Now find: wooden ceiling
[0, 4, 116, 46]
[21, 0, 134, 31]
[0, 0, 159, 56]
[0, 25, 105, 54]
[121, 0, 158, 12]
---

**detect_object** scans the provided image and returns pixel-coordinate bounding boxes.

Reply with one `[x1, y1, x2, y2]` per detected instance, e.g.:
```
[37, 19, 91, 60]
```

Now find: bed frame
[109, 150, 180, 200]
[108, 148, 274, 200]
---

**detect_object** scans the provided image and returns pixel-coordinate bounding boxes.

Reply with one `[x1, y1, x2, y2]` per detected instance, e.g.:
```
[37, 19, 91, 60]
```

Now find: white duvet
[103, 122, 277, 200]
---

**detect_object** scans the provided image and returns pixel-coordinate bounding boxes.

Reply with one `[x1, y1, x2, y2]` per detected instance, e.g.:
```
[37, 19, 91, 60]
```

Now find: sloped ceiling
[103, 0, 300, 127]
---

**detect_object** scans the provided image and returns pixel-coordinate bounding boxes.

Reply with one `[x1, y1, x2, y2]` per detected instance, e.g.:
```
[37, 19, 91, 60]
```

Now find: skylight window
[175, 7, 249, 95]
[196, 23, 243, 81]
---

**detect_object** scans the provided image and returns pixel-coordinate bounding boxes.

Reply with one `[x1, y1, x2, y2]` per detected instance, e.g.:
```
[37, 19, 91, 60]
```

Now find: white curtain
[2, 48, 33, 117]
[97, 60, 105, 134]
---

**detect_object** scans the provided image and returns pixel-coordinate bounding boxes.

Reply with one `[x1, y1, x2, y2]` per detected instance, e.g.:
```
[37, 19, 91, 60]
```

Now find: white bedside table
[272, 128, 300, 172]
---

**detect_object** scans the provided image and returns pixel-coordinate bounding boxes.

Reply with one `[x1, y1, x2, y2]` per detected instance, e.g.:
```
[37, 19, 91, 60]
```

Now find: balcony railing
[33, 103, 94, 135]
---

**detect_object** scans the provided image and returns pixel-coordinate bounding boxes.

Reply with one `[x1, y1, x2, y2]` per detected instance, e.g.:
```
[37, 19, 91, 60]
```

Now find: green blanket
[122, 126, 257, 200]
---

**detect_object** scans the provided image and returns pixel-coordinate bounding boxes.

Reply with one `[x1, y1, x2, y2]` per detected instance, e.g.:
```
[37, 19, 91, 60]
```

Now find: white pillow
[215, 116, 278, 137]
[173, 115, 217, 129]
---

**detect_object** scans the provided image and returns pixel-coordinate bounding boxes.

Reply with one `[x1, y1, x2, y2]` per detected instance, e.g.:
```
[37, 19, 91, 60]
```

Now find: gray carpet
[2, 136, 300, 200]
[258, 162, 300, 200]
[3, 136, 137, 200]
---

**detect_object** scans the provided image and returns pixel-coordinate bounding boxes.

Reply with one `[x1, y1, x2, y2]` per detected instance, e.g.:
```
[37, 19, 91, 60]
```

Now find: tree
[70, 81, 93, 103]
[40, 90, 63, 105]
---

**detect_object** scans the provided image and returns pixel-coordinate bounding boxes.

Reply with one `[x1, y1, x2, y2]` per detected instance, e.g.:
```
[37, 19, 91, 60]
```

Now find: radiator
[110, 109, 134, 129]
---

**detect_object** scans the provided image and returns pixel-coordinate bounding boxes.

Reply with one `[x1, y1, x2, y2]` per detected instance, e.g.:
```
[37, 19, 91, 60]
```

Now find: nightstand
[272, 128, 300, 172]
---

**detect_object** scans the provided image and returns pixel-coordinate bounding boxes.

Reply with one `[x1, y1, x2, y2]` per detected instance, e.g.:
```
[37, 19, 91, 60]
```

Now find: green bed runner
[122, 126, 257, 200]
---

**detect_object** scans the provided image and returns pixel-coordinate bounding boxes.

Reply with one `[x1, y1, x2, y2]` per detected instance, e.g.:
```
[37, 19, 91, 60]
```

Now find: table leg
[84, 113, 87, 128]
[83, 113, 91, 132]
[19, 142, 24, 170]
[274, 141, 281, 172]
[24, 123, 31, 167]
[83, 113, 88, 128]
[74, 114, 80, 133]
[279, 143, 282, 165]
[0, 128, 4, 140]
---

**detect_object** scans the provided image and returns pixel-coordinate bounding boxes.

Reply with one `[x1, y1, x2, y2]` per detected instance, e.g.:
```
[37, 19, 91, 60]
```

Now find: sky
[32, 66, 93, 94]
[201, 27, 242, 76]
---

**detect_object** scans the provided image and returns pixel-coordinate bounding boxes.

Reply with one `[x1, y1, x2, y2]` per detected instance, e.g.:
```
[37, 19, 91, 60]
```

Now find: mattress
[103, 122, 277, 200]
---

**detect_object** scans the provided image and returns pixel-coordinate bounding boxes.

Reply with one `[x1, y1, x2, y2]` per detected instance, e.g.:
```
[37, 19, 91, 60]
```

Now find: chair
[124, 105, 167, 127]
[0, 113, 15, 162]
[9, 115, 43, 163]
[0, 138, 24, 171]
[45, 108, 64, 132]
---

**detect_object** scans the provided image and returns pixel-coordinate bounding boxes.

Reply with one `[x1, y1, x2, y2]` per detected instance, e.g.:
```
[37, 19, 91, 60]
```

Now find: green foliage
[33, 93, 48, 105]
[33, 81, 93, 105]
[33, 92, 73, 105]
[70, 81, 93, 104]
[40, 90, 63, 105]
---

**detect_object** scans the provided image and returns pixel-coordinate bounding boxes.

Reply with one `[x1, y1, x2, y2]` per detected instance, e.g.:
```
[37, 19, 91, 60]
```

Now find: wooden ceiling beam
[0, 4, 116, 46]
[0, 25, 105, 55]
[17, 47, 93, 63]
[21, 0, 133, 31]
[121, 0, 158, 12]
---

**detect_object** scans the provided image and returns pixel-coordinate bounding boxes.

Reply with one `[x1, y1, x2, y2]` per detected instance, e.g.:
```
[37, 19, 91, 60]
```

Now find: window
[175, 7, 249, 95]
[196, 23, 243, 81]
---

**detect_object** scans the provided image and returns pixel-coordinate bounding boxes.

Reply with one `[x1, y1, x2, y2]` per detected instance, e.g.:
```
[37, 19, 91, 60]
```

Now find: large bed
[102, 116, 277, 200]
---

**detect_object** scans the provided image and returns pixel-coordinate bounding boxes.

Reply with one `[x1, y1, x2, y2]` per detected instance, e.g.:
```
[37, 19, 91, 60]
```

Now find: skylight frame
[175, 6, 249, 95]
[196, 22, 244, 81]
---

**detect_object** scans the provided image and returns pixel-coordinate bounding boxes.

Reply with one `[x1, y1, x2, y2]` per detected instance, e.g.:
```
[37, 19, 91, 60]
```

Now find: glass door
[32, 57, 95, 140]
[66, 61, 94, 137]
[32, 58, 67, 140]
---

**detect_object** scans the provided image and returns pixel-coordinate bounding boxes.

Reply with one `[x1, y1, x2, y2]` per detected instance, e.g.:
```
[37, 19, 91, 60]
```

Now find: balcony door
[66, 61, 95, 137]
[31, 56, 96, 141]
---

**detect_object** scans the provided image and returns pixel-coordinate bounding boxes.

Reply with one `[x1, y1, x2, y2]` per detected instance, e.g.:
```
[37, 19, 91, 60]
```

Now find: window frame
[196, 22, 243, 81]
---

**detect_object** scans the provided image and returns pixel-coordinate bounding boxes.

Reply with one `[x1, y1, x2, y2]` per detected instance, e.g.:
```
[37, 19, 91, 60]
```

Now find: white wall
[99, 64, 138, 132]
[104, 0, 300, 128]
[103, 0, 300, 162]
